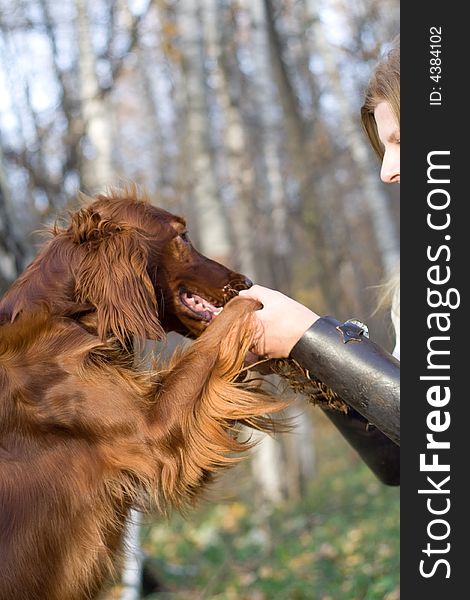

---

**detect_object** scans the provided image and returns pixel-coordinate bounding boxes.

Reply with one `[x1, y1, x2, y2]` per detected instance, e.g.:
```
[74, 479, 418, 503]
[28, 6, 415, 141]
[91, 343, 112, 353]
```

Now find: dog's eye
[180, 232, 190, 243]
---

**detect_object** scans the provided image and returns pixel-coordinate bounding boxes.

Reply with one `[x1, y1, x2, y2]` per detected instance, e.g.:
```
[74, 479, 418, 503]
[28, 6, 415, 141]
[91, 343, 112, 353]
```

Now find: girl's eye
[180, 232, 190, 242]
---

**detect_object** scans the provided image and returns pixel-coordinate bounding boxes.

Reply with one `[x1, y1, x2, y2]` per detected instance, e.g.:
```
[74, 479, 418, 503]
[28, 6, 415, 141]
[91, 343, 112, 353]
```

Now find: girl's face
[374, 101, 400, 184]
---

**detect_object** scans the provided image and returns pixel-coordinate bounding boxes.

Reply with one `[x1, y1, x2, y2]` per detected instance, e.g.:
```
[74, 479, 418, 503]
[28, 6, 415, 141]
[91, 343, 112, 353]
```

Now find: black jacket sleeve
[322, 408, 400, 485]
[290, 316, 400, 485]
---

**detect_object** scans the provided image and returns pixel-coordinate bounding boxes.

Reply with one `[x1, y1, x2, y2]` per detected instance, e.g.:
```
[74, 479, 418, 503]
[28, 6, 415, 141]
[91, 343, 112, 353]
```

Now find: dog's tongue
[183, 292, 223, 318]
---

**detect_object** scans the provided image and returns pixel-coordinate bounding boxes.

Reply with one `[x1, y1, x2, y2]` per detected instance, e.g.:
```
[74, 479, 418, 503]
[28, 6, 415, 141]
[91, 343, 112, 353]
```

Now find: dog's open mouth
[179, 290, 224, 322]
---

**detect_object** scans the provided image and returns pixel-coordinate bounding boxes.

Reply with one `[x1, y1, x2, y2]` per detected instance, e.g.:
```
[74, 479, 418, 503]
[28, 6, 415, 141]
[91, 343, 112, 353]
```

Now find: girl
[240, 36, 401, 485]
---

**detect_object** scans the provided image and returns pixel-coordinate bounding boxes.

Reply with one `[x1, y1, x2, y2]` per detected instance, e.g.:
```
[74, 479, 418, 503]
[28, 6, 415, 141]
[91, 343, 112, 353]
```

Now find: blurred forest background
[0, 0, 400, 599]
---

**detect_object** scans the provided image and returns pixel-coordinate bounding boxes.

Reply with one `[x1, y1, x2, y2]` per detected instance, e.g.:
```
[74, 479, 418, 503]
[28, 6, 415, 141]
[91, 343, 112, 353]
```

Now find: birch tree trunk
[136, 39, 175, 201]
[178, 0, 231, 263]
[39, 0, 83, 189]
[0, 152, 22, 286]
[246, 0, 292, 291]
[263, 0, 312, 199]
[206, 0, 257, 280]
[120, 511, 143, 600]
[76, 0, 113, 193]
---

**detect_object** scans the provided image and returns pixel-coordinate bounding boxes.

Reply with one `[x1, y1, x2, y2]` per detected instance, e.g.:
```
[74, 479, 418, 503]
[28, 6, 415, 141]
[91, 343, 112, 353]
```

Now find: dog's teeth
[182, 291, 223, 319]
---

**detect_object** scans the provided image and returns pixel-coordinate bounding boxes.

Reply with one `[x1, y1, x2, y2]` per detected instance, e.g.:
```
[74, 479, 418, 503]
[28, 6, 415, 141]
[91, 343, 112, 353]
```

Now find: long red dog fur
[0, 190, 287, 600]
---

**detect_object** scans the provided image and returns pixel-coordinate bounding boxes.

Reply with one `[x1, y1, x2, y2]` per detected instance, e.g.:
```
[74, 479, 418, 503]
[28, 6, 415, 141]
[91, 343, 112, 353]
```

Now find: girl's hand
[239, 284, 319, 358]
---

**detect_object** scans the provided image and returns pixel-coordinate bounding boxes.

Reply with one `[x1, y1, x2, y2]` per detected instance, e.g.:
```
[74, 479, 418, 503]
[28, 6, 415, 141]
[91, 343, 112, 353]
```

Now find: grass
[139, 410, 400, 600]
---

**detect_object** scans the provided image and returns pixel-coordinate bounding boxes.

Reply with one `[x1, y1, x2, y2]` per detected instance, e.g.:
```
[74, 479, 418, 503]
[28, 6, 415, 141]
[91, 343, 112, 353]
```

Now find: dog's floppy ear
[70, 207, 164, 345]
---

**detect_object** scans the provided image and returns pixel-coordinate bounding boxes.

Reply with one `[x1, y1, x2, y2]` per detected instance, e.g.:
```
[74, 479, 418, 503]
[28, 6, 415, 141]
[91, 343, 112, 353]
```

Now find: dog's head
[66, 191, 252, 343]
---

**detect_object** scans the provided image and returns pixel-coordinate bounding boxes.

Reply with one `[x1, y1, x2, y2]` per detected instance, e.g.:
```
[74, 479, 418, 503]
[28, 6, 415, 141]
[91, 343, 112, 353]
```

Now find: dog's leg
[145, 297, 290, 511]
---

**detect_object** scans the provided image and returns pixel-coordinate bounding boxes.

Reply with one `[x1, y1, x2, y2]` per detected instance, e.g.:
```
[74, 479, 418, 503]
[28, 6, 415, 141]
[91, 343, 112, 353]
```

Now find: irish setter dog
[0, 189, 287, 600]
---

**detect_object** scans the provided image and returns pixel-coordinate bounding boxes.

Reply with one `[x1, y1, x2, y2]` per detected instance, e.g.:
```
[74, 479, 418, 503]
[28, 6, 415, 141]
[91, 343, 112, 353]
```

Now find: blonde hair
[373, 267, 400, 316]
[362, 37, 400, 340]
[361, 35, 400, 160]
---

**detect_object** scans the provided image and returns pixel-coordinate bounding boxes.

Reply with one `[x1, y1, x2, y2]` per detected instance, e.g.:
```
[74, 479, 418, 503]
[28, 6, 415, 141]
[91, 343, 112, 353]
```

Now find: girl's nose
[381, 148, 400, 183]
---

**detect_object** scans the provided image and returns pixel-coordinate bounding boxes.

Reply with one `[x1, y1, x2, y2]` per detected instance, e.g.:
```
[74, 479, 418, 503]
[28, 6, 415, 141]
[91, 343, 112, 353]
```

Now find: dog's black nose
[224, 277, 253, 298]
